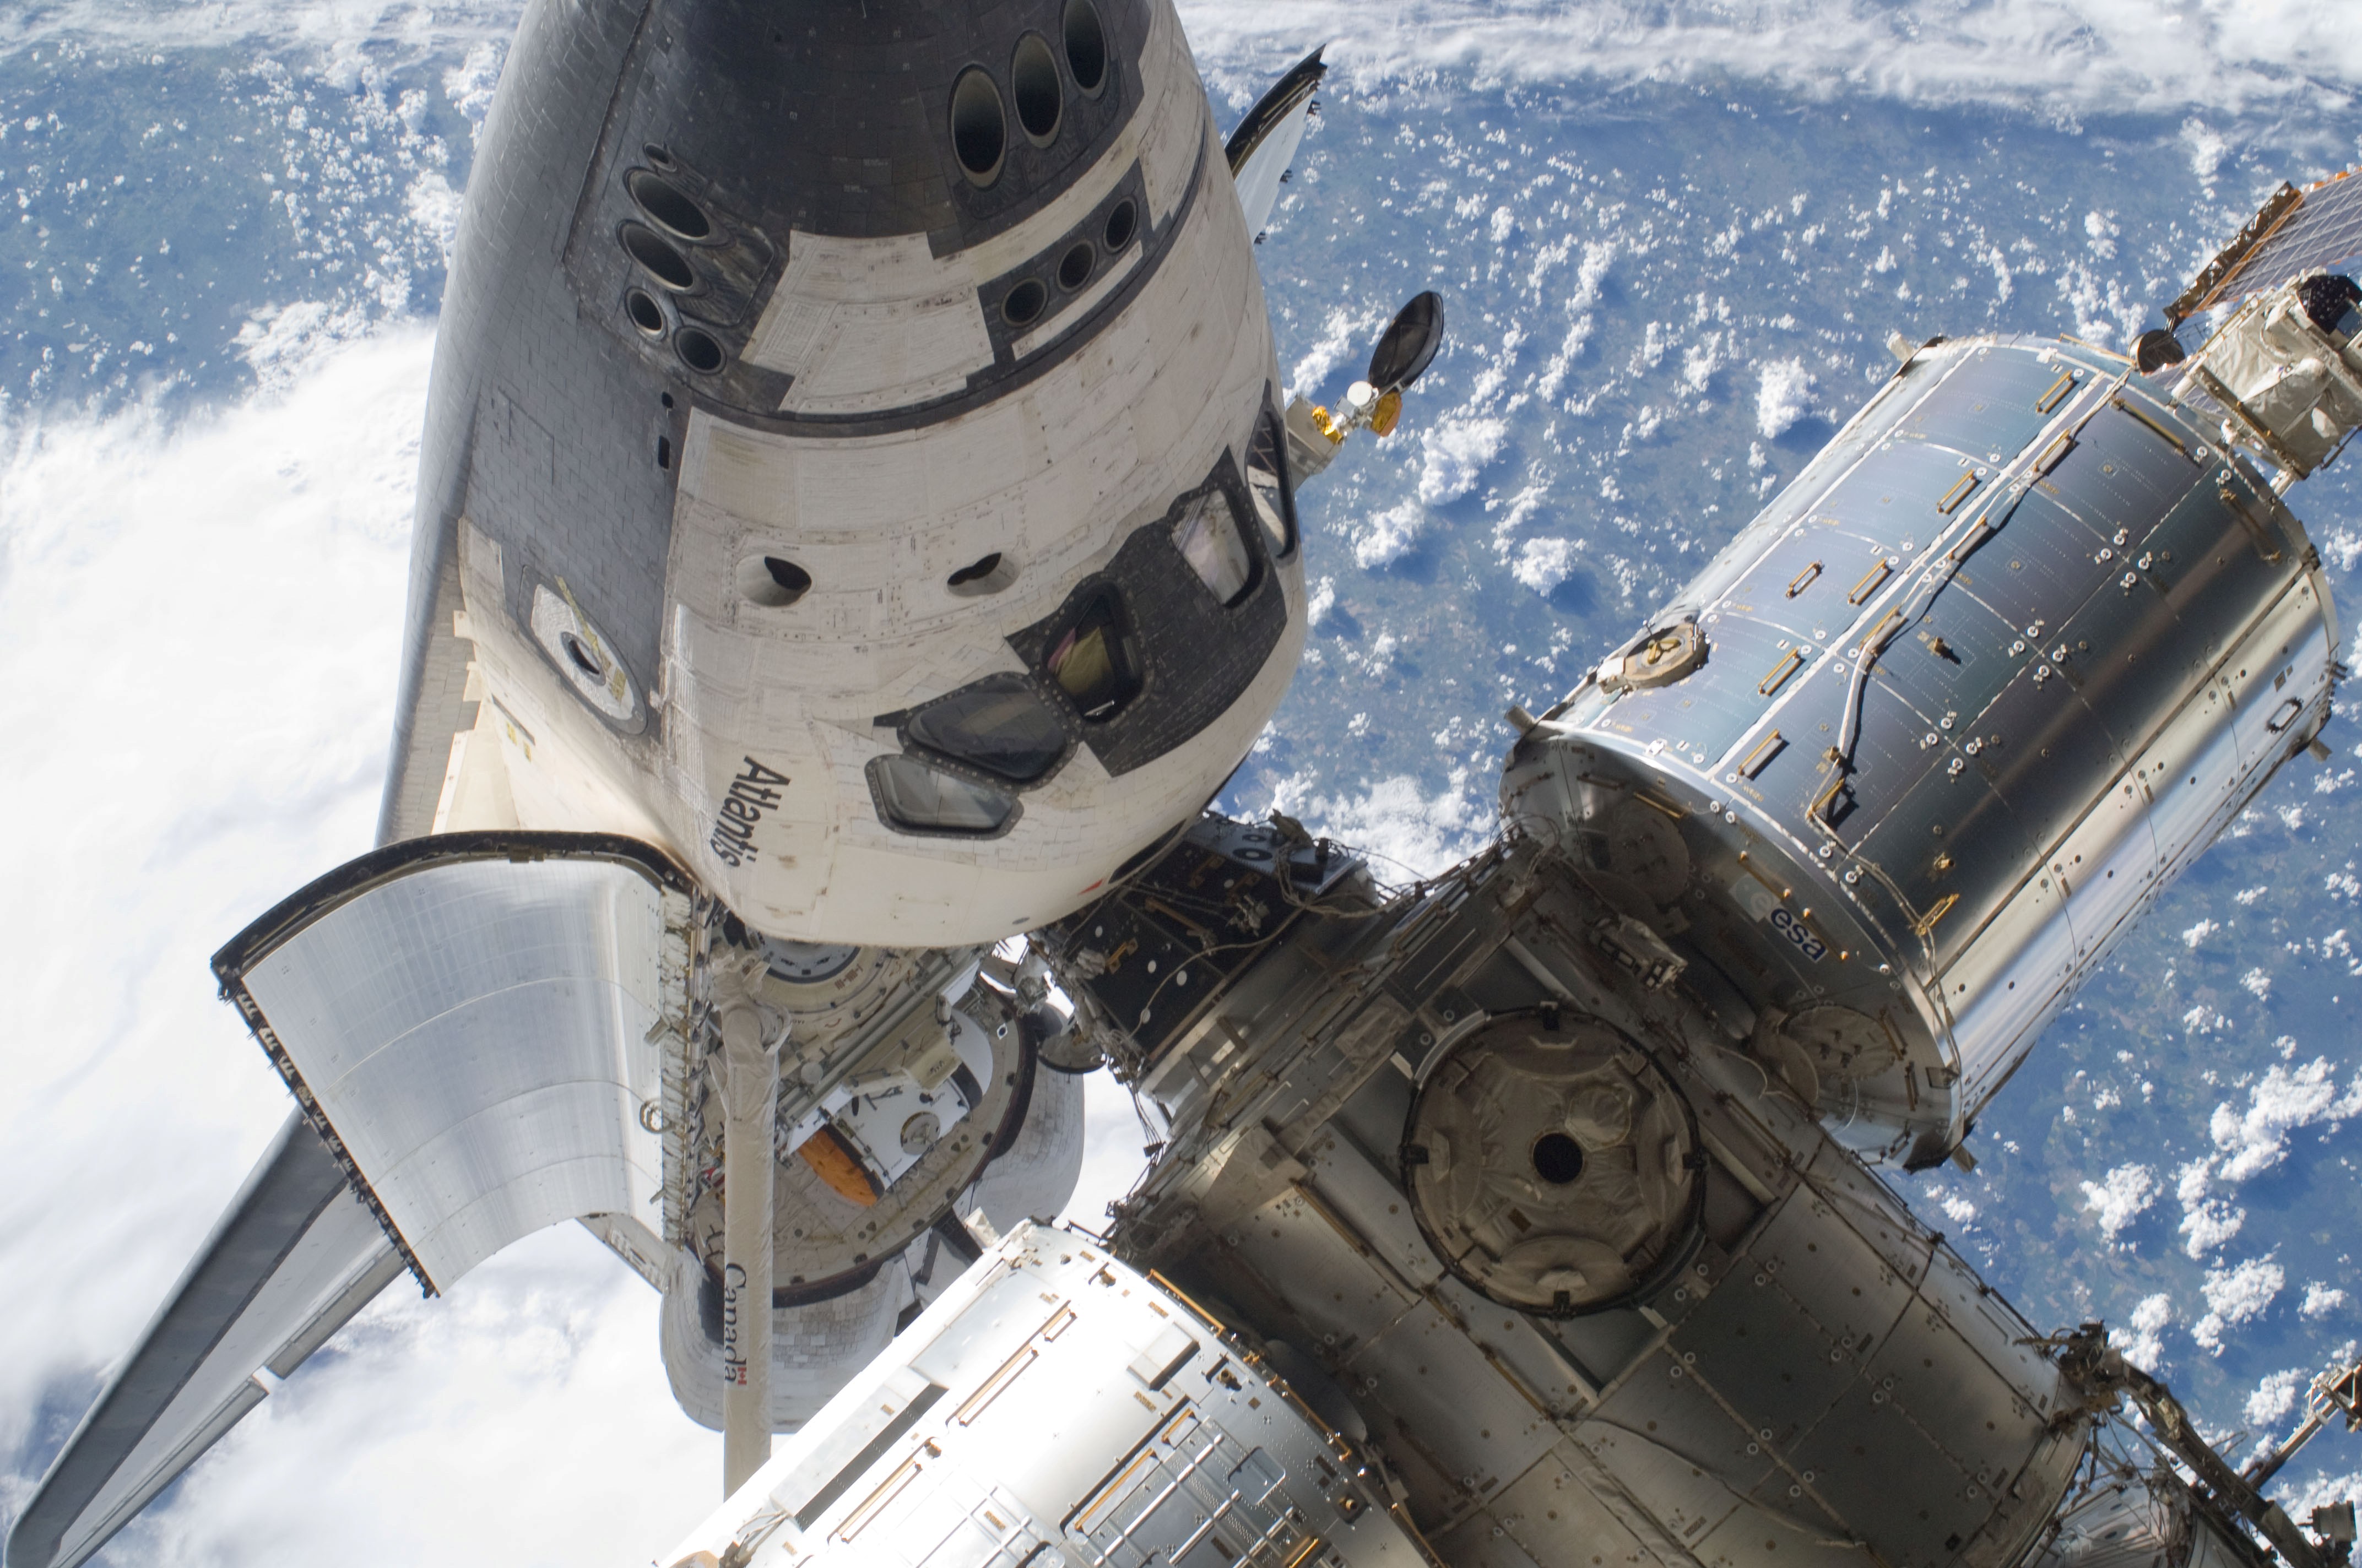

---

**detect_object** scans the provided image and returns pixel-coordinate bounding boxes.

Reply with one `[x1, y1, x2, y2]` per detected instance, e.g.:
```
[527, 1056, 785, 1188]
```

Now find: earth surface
[1, 2, 2356, 1562]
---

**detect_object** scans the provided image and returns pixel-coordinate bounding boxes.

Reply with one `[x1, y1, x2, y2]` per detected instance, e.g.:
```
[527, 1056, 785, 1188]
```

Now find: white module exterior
[663, 1223, 1427, 1568]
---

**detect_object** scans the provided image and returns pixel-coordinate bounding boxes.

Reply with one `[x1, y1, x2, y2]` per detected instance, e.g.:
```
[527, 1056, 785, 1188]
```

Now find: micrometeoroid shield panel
[664, 1224, 1428, 1568]
[1523, 337, 2337, 1164]
[216, 833, 692, 1291]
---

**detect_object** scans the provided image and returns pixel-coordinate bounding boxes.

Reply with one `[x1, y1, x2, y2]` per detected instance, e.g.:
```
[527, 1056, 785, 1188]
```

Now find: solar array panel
[2174, 167, 2362, 320]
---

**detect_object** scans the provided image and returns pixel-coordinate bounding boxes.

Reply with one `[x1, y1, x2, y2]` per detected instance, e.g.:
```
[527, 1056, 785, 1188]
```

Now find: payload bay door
[215, 830, 696, 1292]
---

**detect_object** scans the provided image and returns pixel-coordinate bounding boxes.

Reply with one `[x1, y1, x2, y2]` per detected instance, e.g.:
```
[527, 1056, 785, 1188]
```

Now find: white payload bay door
[9, 832, 694, 1568]
[220, 832, 694, 1292]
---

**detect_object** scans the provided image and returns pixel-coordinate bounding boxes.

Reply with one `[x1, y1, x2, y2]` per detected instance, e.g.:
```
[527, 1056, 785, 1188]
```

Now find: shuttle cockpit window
[1171, 487, 1255, 605]
[904, 673, 1071, 784]
[1243, 399, 1296, 560]
[867, 754, 1019, 837]
[1003, 449, 1288, 780]
[1045, 589, 1141, 720]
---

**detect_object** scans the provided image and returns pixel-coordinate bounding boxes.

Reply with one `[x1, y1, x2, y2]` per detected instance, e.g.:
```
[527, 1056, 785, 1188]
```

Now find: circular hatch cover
[1402, 1013, 1703, 1315]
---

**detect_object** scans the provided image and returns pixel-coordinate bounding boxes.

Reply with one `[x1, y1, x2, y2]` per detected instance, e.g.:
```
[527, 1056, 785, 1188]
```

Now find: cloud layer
[1189, 0, 2362, 119]
[19, 0, 2362, 127]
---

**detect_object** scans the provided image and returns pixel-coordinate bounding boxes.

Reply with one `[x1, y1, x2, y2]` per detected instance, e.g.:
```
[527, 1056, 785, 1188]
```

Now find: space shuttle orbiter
[6, 4, 1438, 1562]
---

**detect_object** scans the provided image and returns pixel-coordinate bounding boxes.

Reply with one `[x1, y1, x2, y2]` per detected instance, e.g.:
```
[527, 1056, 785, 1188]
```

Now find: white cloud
[1569, 240, 1616, 312]
[2287, 1467, 2362, 1528]
[2208, 1055, 2362, 1182]
[1179, 0, 2362, 118]
[2112, 1292, 2172, 1372]
[1418, 416, 1509, 506]
[1627, 321, 1671, 375]
[2176, 1158, 2247, 1258]
[1292, 303, 1386, 397]
[1271, 771, 1491, 881]
[1306, 574, 1337, 626]
[0, 0, 515, 79]
[1677, 332, 1724, 395]
[2182, 918, 2220, 950]
[2245, 1369, 2304, 1431]
[2303, 1283, 2349, 1320]
[2180, 1205, 2248, 1256]
[1756, 358, 1817, 439]
[2181, 118, 2229, 182]
[2192, 1256, 2285, 1353]
[1353, 500, 1428, 568]
[404, 169, 464, 268]
[2182, 1003, 2230, 1036]
[441, 39, 506, 142]
[2325, 528, 2362, 574]
[2080, 1163, 2157, 1240]
[2082, 209, 2120, 259]
[1534, 315, 1595, 402]
[233, 299, 377, 392]
[1512, 537, 1581, 595]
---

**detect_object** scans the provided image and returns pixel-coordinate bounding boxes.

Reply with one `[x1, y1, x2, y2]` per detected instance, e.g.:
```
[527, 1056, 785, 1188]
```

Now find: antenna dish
[1367, 290, 1445, 394]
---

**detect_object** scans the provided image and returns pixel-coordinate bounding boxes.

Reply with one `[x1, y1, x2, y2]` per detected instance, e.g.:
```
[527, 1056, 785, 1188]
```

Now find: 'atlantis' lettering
[709, 757, 789, 868]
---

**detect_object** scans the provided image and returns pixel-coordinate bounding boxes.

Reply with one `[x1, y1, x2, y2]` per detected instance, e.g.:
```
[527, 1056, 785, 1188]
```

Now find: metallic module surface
[1515, 336, 2337, 1166]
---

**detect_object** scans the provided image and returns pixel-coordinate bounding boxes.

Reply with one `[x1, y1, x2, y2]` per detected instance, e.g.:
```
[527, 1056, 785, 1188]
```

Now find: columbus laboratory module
[9, 2, 2362, 1567]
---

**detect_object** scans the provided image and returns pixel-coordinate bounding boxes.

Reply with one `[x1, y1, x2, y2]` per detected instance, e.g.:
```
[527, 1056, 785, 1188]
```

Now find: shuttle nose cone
[649, 0, 1134, 241]
[568, 0, 1170, 423]
[427, 0, 1296, 948]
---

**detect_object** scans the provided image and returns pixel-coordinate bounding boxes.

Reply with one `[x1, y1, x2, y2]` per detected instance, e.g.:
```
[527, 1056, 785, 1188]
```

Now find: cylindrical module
[660, 1223, 1429, 1568]
[1508, 335, 2338, 1165]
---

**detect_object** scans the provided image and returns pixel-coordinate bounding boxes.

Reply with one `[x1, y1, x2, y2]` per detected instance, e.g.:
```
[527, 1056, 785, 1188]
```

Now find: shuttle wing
[4, 1116, 404, 1568]
[6, 831, 697, 1568]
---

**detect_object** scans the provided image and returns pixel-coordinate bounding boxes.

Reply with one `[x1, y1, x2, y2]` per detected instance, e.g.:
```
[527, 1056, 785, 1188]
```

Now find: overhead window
[1045, 589, 1141, 721]
[906, 674, 1068, 783]
[869, 756, 1017, 836]
[1244, 403, 1296, 558]
[1172, 489, 1254, 605]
